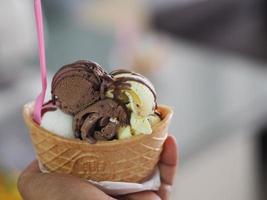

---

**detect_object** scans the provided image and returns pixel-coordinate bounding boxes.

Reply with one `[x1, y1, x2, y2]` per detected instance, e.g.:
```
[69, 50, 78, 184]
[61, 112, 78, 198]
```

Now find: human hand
[17, 160, 114, 200]
[118, 135, 178, 200]
[18, 135, 178, 200]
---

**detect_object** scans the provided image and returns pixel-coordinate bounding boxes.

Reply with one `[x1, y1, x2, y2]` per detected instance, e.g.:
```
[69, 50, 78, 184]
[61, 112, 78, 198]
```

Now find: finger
[18, 173, 114, 200]
[17, 160, 40, 199]
[160, 135, 178, 166]
[159, 135, 178, 185]
[18, 161, 114, 200]
[22, 159, 41, 173]
[157, 183, 172, 200]
[119, 191, 161, 200]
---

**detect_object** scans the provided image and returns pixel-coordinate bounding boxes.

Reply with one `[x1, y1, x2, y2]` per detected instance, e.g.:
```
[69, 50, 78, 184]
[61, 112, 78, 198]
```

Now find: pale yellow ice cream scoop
[108, 70, 156, 117]
[107, 70, 160, 137]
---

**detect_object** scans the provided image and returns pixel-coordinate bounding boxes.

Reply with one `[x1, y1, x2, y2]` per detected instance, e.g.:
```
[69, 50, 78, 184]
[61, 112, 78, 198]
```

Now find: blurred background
[0, 0, 267, 199]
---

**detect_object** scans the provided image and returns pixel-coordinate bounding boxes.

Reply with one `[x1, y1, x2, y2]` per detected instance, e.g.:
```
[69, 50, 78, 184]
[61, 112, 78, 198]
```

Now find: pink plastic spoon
[33, 0, 47, 124]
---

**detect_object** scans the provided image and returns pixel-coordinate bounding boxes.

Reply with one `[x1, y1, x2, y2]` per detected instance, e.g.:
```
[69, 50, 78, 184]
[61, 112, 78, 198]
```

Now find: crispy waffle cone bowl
[23, 102, 173, 183]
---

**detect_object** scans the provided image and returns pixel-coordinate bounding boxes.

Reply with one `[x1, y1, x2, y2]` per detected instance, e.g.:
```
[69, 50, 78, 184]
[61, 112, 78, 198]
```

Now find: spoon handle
[33, 0, 47, 124]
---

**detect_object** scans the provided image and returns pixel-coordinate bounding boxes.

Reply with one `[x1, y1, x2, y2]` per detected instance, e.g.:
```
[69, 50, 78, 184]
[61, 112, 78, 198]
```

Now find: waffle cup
[23, 102, 173, 183]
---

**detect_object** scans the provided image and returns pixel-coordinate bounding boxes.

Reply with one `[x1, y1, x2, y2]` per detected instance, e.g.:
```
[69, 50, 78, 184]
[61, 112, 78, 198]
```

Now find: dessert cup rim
[23, 101, 173, 147]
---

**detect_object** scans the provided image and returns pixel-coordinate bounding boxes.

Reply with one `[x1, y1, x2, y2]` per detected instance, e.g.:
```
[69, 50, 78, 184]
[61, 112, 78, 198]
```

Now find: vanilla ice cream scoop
[107, 70, 158, 135]
[108, 70, 156, 117]
[41, 108, 74, 139]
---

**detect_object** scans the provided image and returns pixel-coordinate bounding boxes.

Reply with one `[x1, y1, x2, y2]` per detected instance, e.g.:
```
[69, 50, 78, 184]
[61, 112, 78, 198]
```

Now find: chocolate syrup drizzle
[41, 100, 57, 117]
[51, 60, 111, 99]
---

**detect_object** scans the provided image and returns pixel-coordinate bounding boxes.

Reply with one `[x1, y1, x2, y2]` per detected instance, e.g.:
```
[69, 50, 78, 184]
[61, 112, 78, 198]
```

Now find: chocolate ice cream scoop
[51, 60, 112, 114]
[73, 99, 129, 143]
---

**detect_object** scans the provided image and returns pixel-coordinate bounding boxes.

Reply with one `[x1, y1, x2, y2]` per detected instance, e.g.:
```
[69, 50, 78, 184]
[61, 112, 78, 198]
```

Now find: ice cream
[40, 101, 75, 138]
[40, 60, 161, 143]
[108, 69, 156, 117]
[73, 99, 129, 143]
[23, 59, 173, 182]
[51, 60, 111, 114]
[41, 108, 74, 139]
[108, 70, 161, 136]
